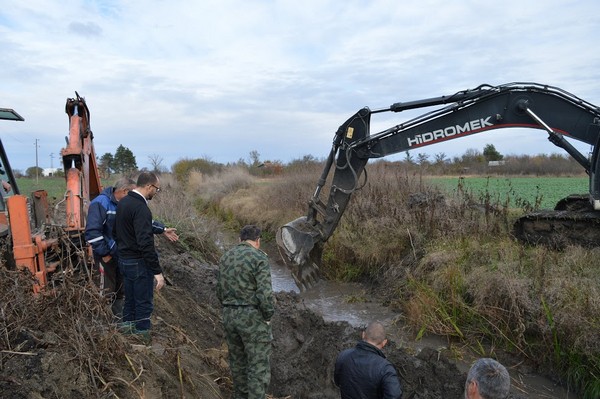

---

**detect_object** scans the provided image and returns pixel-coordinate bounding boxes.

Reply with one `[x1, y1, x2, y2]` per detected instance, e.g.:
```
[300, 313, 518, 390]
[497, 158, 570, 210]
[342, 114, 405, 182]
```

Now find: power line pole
[50, 152, 54, 168]
[35, 138, 39, 184]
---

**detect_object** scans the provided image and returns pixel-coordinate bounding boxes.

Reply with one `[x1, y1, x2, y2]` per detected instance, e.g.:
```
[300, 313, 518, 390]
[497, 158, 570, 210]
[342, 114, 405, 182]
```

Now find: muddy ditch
[161, 236, 574, 399]
[0, 235, 575, 398]
[160, 239, 468, 399]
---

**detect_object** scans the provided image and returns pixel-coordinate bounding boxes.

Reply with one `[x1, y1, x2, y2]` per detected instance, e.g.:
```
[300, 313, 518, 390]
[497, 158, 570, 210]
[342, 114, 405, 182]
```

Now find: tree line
[19, 144, 137, 178]
[18, 143, 587, 178]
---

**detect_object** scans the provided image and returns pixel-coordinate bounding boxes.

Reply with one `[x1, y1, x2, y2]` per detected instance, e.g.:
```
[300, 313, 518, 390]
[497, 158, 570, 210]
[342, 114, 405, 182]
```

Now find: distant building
[42, 168, 60, 177]
[488, 160, 506, 167]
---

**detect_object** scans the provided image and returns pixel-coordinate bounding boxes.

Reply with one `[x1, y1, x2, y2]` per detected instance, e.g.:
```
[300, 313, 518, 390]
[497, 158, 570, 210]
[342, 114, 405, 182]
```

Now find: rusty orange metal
[2, 93, 102, 293]
[6, 195, 57, 293]
[61, 94, 102, 233]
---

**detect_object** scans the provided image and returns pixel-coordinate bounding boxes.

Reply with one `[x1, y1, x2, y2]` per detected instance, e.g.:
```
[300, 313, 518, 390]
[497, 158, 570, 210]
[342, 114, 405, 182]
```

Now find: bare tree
[148, 153, 164, 173]
[417, 153, 430, 165]
[249, 150, 261, 167]
[434, 152, 447, 165]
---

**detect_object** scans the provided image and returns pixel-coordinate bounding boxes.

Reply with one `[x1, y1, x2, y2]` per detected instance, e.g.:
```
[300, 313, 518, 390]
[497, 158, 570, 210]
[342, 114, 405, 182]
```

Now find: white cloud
[1, 0, 600, 172]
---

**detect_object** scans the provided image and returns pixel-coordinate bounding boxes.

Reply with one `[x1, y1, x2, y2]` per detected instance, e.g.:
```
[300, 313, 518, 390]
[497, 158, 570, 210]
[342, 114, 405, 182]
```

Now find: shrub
[172, 157, 224, 183]
[149, 174, 223, 263]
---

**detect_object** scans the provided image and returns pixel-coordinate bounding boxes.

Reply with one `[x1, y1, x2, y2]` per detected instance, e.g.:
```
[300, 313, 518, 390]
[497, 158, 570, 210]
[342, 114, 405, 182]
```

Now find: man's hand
[155, 273, 165, 291]
[2, 181, 11, 193]
[101, 255, 112, 263]
[164, 228, 179, 242]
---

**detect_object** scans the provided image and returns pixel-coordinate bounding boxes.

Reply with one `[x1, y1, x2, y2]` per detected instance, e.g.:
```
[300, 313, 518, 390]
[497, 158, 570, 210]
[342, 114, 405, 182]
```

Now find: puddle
[272, 262, 395, 327]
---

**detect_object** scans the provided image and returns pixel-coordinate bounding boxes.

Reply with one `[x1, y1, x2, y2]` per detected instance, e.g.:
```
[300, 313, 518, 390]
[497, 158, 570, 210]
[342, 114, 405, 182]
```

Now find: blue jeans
[118, 258, 155, 331]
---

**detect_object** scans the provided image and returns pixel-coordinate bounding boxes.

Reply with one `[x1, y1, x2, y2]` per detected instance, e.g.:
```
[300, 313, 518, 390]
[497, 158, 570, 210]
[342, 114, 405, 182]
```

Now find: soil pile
[0, 238, 517, 398]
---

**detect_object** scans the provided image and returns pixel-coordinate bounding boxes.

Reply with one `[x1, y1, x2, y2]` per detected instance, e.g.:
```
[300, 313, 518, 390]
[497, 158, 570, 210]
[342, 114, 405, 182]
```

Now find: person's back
[334, 321, 402, 399]
[85, 185, 120, 259]
[216, 225, 274, 399]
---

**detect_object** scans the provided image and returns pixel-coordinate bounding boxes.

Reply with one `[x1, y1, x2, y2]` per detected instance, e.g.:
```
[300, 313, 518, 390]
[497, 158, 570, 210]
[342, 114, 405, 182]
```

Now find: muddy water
[271, 262, 394, 327]
[270, 259, 578, 399]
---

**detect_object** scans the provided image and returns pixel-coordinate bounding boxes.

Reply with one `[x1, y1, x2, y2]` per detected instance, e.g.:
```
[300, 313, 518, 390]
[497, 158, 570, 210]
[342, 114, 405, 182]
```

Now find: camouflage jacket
[216, 242, 275, 321]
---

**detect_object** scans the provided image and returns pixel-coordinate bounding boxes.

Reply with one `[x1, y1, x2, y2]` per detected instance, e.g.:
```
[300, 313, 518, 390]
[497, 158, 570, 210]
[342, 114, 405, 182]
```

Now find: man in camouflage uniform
[217, 225, 275, 399]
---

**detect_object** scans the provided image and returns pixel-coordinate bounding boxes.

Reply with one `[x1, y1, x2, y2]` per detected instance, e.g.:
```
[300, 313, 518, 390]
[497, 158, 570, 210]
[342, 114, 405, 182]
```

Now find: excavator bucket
[276, 216, 323, 291]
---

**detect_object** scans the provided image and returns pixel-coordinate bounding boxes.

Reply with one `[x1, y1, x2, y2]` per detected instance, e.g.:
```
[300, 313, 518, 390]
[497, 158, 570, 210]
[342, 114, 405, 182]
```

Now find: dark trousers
[118, 258, 155, 331]
[94, 257, 125, 318]
[98, 257, 124, 299]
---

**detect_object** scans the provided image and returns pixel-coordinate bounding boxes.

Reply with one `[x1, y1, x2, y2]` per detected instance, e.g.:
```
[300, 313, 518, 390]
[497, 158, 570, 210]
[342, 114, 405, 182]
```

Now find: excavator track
[513, 209, 600, 249]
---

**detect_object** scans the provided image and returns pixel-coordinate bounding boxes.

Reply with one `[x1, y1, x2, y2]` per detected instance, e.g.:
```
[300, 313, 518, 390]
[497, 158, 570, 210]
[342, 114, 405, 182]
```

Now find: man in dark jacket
[114, 172, 177, 339]
[86, 177, 177, 319]
[334, 321, 402, 399]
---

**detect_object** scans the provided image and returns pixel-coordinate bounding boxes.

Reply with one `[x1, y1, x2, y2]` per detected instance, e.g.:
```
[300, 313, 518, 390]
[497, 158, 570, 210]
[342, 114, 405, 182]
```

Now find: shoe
[117, 321, 135, 334]
[132, 329, 152, 345]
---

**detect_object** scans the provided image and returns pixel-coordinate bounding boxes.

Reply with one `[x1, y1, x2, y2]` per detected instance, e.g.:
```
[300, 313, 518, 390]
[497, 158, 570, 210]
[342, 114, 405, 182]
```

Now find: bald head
[363, 321, 387, 347]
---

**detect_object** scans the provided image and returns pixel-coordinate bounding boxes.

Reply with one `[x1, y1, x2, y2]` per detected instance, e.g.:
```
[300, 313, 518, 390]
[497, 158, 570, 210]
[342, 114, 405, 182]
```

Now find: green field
[426, 176, 589, 209]
[13, 176, 590, 210]
[13, 178, 64, 199]
[14, 177, 114, 201]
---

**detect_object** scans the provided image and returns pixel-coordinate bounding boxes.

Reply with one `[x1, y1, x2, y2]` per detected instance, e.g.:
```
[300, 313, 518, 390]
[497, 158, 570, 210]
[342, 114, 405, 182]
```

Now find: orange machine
[61, 92, 102, 232]
[1, 93, 103, 292]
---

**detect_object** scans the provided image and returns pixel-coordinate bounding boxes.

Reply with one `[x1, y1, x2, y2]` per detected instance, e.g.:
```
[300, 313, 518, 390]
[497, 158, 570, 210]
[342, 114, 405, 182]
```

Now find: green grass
[426, 176, 588, 209]
[15, 177, 114, 202]
[15, 177, 68, 200]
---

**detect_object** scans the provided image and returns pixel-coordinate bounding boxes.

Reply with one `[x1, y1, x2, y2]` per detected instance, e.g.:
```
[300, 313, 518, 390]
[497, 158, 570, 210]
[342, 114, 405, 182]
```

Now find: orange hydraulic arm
[61, 92, 102, 233]
[6, 195, 57, 293]
[1, 111, 57, 293]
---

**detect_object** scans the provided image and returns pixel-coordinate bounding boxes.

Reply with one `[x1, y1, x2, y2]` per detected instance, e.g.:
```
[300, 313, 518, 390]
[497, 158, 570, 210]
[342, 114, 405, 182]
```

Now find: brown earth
[159, 240, 471, 398]
[0, 236, 528, 399]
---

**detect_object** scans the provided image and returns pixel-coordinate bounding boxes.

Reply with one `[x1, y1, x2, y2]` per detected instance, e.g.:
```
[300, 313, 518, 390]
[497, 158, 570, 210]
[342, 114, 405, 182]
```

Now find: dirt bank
[160, 239, 469, 399]
[0, 237, 528, 398]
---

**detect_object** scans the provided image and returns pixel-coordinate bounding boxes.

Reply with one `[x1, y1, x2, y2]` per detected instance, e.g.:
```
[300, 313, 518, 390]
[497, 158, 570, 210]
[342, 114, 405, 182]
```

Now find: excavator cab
[0, 109, 24, 236]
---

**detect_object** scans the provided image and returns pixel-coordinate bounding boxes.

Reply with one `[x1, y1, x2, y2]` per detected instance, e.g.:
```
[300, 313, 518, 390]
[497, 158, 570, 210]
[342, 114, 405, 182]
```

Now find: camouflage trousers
[222, 306, 273, 399]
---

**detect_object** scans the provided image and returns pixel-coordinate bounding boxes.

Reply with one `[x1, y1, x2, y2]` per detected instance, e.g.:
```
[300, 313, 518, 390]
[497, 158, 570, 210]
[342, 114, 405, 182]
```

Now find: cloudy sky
[2, 0, 600, 172]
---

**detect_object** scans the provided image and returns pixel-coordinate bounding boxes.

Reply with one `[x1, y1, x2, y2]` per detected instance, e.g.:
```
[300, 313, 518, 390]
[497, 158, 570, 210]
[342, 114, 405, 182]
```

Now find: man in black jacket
[334, 321, 402, 399]
[114, 172, 174, 340]
[85, 177, 136, 318]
